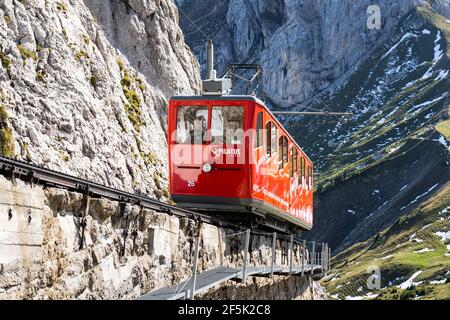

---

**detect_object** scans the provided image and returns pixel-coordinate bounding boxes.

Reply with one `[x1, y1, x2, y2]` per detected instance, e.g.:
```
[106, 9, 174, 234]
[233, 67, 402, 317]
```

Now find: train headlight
[202, 163, 212, 173]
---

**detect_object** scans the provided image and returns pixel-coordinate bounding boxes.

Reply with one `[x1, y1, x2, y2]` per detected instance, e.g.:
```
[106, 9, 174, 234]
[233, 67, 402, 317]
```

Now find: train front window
[211, 106, 244, 145]
[176, 106, 208, 144]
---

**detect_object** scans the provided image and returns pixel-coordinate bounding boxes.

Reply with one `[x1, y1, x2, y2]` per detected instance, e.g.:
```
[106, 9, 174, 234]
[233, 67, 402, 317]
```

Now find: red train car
[168, 95, 314, 231]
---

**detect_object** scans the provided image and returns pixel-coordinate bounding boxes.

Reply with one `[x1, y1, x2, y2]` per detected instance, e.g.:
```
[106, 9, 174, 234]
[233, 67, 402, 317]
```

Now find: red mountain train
[168, 95, 314, 231]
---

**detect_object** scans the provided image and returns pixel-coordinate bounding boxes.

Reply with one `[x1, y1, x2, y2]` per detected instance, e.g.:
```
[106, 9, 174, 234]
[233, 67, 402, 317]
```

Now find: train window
[309, 167, 314, 189]
[256, 112, 263, 148]
[306, 166, 309, 190]
[278, 136, 288, 169]
[211, 106, 244, 145]
[176, 106, 208, 144]
[271, 123, 277, 157]
[266, 122, 272, 158]
[299, 157, 305, 184]
[278, 136, 284, 169]
[289, 149, 294, 178]
[283, 137, 288, 167]
[291, 149, 297, 179]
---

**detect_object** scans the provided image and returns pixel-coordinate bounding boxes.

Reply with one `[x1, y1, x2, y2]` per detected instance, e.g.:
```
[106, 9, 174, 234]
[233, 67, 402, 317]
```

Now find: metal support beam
[328, 247, 332, 272]
[272, 111, 353, 117]
[242, 229, 251, 283]
[311, 242, 316, 272]
[302, 240, 306, 276]
[289, 234, 294, 275]
[270, 232, 277, 278]
[79, 195, 90, 250]
[189, 236, 200, 300]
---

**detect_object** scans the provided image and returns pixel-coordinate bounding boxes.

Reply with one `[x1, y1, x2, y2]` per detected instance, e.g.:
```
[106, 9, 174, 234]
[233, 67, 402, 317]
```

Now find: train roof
[170, 95, 313, 166]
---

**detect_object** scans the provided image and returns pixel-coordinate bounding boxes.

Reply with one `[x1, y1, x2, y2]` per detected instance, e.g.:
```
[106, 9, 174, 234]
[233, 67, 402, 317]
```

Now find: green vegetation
[90, 75, 97, 87]
[56, 2, 67, 13]
[36, 70, 47, 82]
[0, 51, 12, 76]
[74, 50, 88, 61]
[17, 45, 38, 63]
[323, 184, 450, 300]
[436, 120, 450, 140]
[82, 34, 90, 45]
[140, 151, 157, 166]
[59, 150, 70, 162]
[117, 57, 145, 133]
[0, 105, 15, 158]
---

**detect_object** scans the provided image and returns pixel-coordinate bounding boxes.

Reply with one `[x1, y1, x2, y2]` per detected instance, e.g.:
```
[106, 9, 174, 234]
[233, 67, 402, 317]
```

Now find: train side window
[265, 122, 272, 158]
[278, 136, 284, 169]
[291, 149, 297, 179]
[256, 112, 263, 149]
[306, 165, 310, 190]
[271, 123, 277, 158]
[283, 137, 288, 167]
[300, 157, 305, 185]
[211, 106, 244, 145]
[309, 167, 314, 189]
[176, 106, 208, 144]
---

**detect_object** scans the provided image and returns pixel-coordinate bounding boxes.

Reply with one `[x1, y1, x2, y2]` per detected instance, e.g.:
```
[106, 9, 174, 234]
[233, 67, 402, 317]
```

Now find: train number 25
[187, 180, 195, 188]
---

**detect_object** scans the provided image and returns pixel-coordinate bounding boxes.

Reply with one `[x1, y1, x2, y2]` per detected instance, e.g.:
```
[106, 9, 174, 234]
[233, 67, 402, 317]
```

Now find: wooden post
[242, 229, 251, 283]
[270, 232, 277, 278]
[189, 235, 200, 300]
[289, 234, 294, 275]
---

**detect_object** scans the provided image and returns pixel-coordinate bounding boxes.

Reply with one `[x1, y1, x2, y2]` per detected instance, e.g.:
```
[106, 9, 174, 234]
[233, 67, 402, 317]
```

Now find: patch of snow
[400, 185, 408, 191]
[347, 210, 356, 215]
[422, 29, 431, 35]
[413, 248, 434, 253]
[435, 231, 450, 242]
[409, 233, 424, 243]
[438, 135, 450, 150]
[330, 294, 340, 299]
[430, 279, 446, 285]
[381, 254, 394, 260]
[381, 32, 417, 60]
[410, 96, 445, 114]
[435, 70, 449, 81]
[345, 296, 364, 300]
[401, 183, 440, 211]
[365, 293, 379, 299]
[397, 271, 423, 289]
[421, 224, 432, 230]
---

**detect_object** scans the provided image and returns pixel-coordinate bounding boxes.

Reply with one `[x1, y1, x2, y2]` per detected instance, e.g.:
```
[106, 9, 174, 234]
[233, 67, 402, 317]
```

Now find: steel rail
[0, 156, 224, 227]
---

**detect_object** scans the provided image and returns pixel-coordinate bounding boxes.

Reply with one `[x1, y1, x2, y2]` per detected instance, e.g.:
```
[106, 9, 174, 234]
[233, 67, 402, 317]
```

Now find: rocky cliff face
[0, 0, 200, 200]
[178, 0, 449, 107]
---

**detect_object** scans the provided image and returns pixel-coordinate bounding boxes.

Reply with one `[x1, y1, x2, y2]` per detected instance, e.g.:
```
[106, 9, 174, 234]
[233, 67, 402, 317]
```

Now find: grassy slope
[322, 183, 450, 300]
[312, 7, 450, 299]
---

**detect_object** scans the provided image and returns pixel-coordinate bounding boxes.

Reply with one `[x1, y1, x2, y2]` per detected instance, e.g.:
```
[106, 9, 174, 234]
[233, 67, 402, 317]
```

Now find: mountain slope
[300, 6, 450, 253]
[322, 182, 450, 300]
